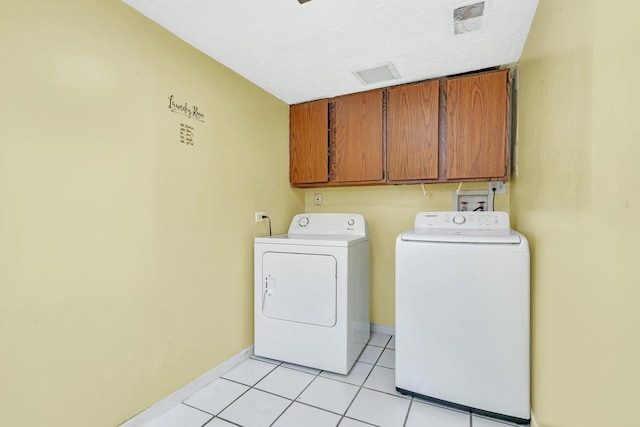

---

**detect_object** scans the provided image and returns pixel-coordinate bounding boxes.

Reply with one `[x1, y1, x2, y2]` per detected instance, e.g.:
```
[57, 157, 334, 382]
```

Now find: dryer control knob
[298, 216, 310, 227]
[453, 215, 466, 225]
[347, 219, 355, 226]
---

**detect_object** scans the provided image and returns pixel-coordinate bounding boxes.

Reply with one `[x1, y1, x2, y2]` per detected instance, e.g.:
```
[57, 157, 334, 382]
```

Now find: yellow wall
[0, 1, 302, 426]
[514, 1, 640, 426]
[305, 183, 510, 326]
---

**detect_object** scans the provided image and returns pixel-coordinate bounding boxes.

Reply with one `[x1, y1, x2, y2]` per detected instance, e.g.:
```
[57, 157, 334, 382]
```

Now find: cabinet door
[445, 70, 509, 180]
[332, 90, 385, 183]
[387, 80, 440, 181]
[290, 99, 328, 185]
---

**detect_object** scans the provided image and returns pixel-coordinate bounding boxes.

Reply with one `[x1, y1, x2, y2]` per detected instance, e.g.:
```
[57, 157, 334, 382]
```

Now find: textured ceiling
[122, 0, 539, 105]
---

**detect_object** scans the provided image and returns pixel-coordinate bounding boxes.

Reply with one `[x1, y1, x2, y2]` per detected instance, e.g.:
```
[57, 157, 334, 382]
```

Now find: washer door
[262, 252, 337, 327]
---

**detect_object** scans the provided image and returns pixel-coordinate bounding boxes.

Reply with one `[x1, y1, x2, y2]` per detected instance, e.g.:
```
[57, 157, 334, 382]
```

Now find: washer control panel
[415, 211, 510, 230]
[288, 213, 368, 236]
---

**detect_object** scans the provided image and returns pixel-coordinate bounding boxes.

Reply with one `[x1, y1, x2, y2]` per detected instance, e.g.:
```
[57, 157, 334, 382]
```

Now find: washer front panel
[395, 228, 530, 421]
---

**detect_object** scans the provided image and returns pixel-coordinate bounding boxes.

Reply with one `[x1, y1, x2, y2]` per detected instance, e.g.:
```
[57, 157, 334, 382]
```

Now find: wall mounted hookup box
[452, 190, 493, 212]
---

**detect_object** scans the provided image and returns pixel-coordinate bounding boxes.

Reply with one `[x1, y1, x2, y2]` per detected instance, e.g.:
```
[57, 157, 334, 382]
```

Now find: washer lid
[401, 228, 521, 244]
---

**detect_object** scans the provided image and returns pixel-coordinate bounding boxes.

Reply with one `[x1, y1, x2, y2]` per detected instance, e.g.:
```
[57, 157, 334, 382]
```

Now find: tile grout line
[402, 399, 414, 427]
[266, 364, 324, 427]
[337, 337, 390, 427]
[179, 402, 216, 418]
[203, 414, 243, 427]
[193, 361, 281, 426]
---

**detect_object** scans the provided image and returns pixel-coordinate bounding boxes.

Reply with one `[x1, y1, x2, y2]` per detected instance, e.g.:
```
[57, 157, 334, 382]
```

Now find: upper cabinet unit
[289, 99, 329, 185]
[331, 90, 385, 184]
[386, 80, 440, 182]
[289, 68, 512, 188]
[445, 69, 510, 180]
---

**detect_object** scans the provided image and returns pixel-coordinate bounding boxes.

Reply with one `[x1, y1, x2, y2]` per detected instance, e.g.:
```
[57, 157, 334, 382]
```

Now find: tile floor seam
[357, 351, 384, 366]
[261, 367, 326, 426]
[341, 416, 379, 427]
[361, 384, 411, 401]
[368, 332, 392, 349]
[294, 400, 345, 417]
[402, 398, 414, 427]
[185, 380, 252, 422]
[349, 340, 412, 427]
[252, 385, 299, 402]
[249, 356, 283, 366]
[209, 415, 243, 426]
[247, 385, 295, 404]
[177, 402, 216, 422]
[268, 397, 296, 427]
[338, 353, 380, 426]
[222, 360, 279, 388]
[294, 371, 321, 397]
[181, 401, 216, 417]
[281, 363, 322, 376]
[247, 367, 328, 427]
[262, 364, 321, 401]
[367, 343, 386, 348]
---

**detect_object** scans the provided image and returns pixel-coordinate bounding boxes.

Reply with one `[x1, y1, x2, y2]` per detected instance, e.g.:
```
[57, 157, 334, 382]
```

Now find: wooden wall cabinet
[331, 90, 385, 184]
[289, 99, 328, 185]
[445, 69, 510, 180]
[289, 69, 511, 187]
[386, 80, 440, 182]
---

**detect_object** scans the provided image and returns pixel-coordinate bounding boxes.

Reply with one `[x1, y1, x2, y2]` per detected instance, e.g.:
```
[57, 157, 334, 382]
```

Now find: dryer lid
[287, 213, 368, 236]
[255, 234, 369, 246]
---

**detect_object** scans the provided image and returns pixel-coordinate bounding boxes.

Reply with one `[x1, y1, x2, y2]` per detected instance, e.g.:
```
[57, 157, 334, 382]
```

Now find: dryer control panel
[288, 213, 368, 236]
[414, 211, 510, 231]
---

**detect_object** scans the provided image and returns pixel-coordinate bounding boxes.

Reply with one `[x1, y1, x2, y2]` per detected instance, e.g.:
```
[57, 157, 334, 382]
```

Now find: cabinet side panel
[334, 90, 384, 183]
[387, 81, 439, 181]
[445, 70, 509, 180]
[290, 99, 329, 185]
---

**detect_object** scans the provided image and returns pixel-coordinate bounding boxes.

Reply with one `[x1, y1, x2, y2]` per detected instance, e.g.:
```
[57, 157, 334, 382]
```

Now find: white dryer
[395, 211, 530, 425]
[254, 213, 370, 374]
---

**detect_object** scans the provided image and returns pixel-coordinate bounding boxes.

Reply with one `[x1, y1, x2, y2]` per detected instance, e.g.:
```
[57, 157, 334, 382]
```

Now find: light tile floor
[144, 332, 528, 427]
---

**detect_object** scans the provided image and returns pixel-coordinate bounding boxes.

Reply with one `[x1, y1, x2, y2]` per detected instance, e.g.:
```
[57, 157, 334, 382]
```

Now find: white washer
[254, 213, 370, 374]
[395, 211, 530, 425]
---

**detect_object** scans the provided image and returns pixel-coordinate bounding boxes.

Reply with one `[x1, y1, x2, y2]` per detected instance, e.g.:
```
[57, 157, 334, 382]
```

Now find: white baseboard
[370, 323, 395, 336]
[119, 345, 253, 427]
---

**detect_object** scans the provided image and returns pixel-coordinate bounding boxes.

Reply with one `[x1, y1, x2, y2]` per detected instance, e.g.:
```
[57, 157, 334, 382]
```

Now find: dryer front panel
[262, 252, 337, 327]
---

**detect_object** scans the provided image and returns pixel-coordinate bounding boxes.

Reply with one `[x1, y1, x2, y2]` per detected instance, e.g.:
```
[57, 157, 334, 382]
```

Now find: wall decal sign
[169, 95, 205, 147]
[180, 123, 194, 146]
[168, 95, 205, 122]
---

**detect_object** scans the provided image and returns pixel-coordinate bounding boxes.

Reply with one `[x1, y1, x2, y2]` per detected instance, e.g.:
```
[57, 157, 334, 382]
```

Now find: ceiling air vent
[454, 1, 485, 35]
[354, 62, 400, 85]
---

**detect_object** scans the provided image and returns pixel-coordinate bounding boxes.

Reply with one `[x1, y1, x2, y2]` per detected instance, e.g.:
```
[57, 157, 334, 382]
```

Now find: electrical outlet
[255, 211, 266, 222]
[489, 181, 506, 194]
[314, 193, 322, 206]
